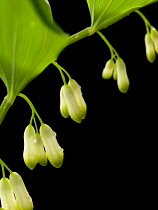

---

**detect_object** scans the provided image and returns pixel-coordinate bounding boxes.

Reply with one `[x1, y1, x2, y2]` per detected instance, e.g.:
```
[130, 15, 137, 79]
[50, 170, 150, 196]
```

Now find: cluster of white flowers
[0, 172, 33, 210]
[145, 27, 158, 63]
[102, 58, 130, 93]
[23, 123, 64, 169]
[60, 79, 87, 123]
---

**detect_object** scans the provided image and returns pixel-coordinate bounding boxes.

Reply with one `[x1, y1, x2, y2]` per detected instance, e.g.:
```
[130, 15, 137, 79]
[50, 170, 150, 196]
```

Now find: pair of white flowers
[145, 27, 158, 63]
[102, 57, 130, 93]
[60, 79, 87, 123]
[0, 172, 33, 210]
[23, 123, 64, 169]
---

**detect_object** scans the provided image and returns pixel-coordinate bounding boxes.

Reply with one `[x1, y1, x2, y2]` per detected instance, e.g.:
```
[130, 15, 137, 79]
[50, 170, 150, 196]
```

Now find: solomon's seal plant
[0, 0, 158, 208]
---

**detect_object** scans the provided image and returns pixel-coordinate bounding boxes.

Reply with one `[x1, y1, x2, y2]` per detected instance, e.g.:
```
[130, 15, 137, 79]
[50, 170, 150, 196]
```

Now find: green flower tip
[0, 173, 33, 210]
[23, 124, 64, 169]
[60, 79, 87, 123]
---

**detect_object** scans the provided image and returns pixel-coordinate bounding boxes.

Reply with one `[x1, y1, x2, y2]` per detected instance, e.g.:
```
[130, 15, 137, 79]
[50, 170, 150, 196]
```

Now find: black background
[0, 1, 158, 208]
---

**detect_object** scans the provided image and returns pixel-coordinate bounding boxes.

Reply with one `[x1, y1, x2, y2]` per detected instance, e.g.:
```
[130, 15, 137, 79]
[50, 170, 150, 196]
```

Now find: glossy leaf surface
[0, 0, 68, 96]
[86, 0, 158, 31]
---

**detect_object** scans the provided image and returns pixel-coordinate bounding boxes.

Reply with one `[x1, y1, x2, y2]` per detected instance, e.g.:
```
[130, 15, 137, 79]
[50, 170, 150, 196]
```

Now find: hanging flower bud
[113, 65, 117, 81]
[0, 178, 17, 210]
[68, 79, 87, 120]
[34, 133, 47, 166]
[61, 84, 83, 123]
[116, 58, 130, 93]
[145, 33, 156, 63]
[9, 172, 33, 210]
[40, 124, 64, 168]
[150, 27, 158, 53]
[60, 86, 69, 118]
[102, 59, 115, 79]
[23, 125, 37, 170]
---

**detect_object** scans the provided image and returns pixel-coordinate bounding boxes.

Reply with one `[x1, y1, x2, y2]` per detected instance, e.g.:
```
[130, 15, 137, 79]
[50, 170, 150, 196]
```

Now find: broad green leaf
[86, 0, 158, 31]
[0, 0, 68, 96]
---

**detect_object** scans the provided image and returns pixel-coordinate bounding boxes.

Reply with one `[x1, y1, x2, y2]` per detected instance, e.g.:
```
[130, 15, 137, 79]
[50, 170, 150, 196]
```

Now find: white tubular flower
[116, 58, 130, 93]
[23, 125, 37, 170]
[60, 86, 69, 118]
[9, 172, 33, 210]
[151, 27, 158, 53]
[145, 33, 156, 63]
[68, 79, 87, 120]
[102, 59, 115, 79]
[34, 133, 47, 166]
[0, 178, 17, 210]
[61, 84, 83, 123]
[40, 124, 64, 168]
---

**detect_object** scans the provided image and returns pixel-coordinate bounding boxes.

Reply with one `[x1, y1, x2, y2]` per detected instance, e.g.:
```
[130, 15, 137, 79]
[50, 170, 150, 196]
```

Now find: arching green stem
[67, 26, 96, 46]
[135, 10, 151, 33]
[52, 61, 72, 83]
[18, 93, 43, 125]
[97, 31, 120, 60]
[0, 159, 12, 177]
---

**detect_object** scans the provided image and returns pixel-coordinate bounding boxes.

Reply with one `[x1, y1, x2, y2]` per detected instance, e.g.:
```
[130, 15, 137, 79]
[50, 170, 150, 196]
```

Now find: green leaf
[86, 0, 158, 31]
[0, 0, 68, 96]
